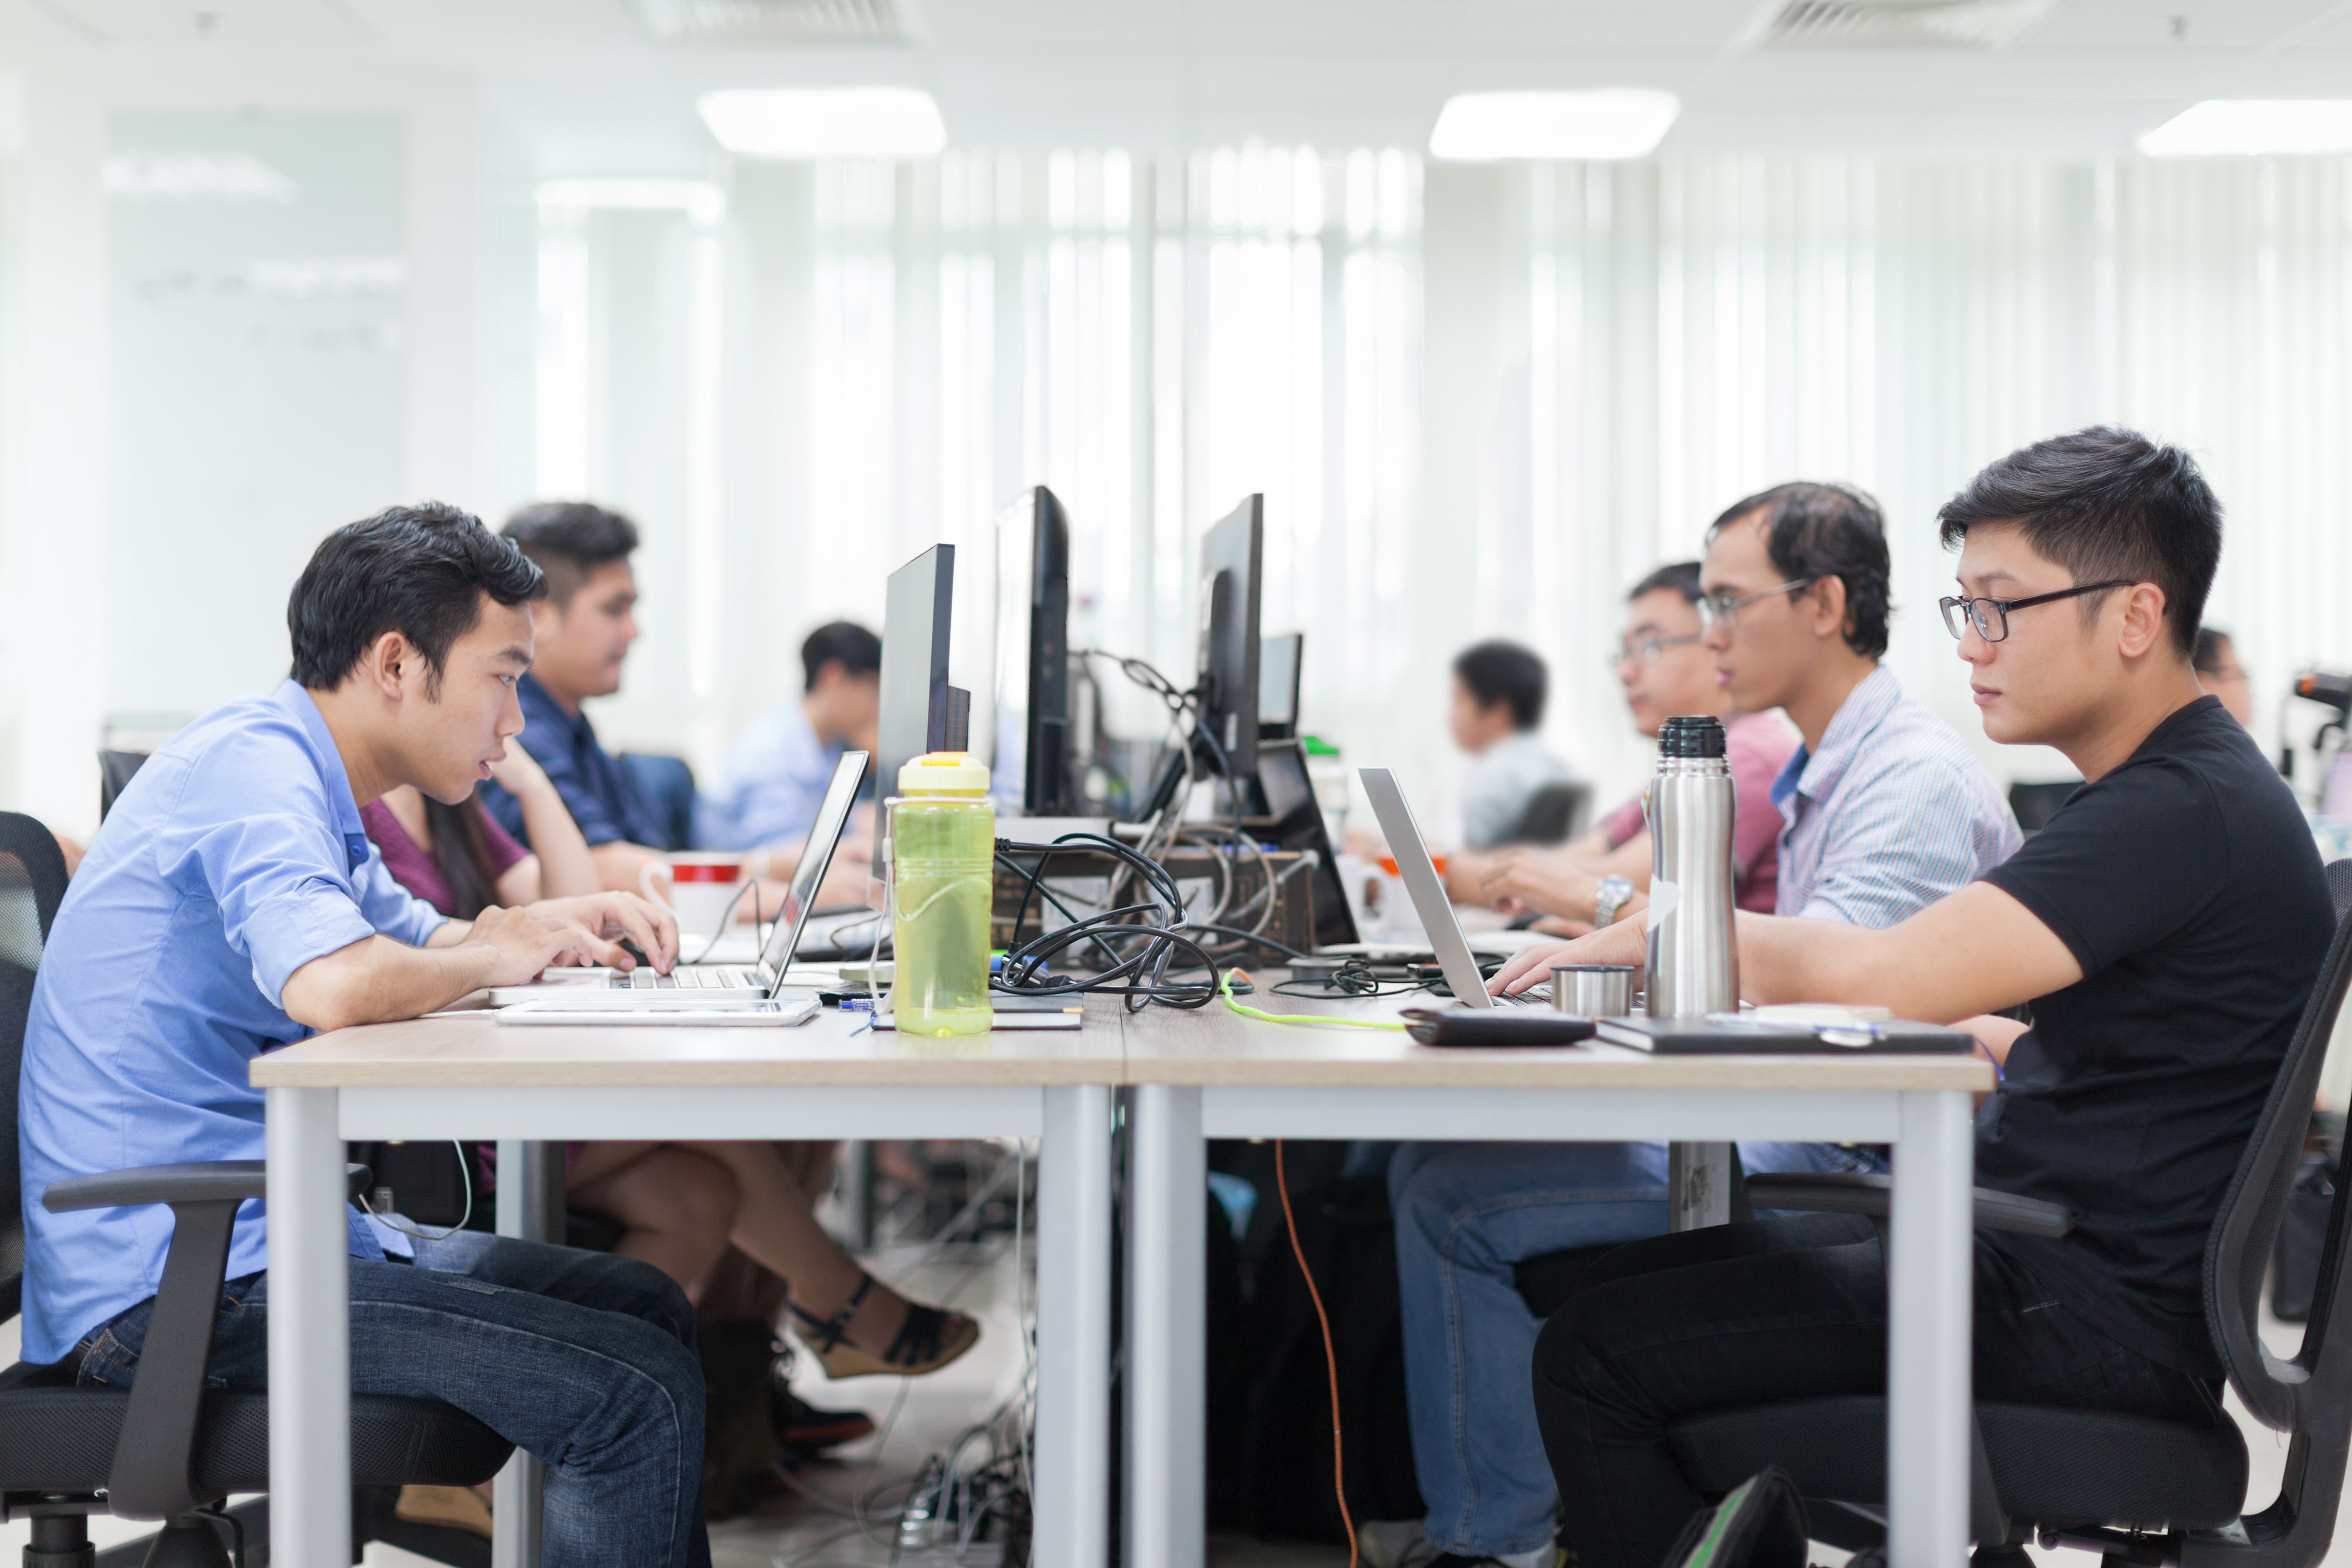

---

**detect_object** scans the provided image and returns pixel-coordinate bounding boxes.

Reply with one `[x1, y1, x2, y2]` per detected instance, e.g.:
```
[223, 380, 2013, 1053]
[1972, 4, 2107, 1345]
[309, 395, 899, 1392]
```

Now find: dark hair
[425, 796, 505, 920]
[1454, 641, 1548, 731]
[288, 502, 545, 695]
[1705, 483, 1891, 658]
[1937, 429, 2218, 658]
[1628, 560, 1704, 606]
[2193, 626, 2237, 677]
[502, 501, 640, 608]
[802, 621, 883, 693]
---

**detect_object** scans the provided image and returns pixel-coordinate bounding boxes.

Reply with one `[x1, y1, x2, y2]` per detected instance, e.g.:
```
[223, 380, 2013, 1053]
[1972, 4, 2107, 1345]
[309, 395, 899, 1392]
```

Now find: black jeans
[1530, 1214, 2220, 1568]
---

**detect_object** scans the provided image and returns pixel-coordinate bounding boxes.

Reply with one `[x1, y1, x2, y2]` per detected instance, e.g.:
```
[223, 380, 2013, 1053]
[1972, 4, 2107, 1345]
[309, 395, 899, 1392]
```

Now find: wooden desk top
[1121, 976, 1997, 1092]
[250, 994, 1129, 1089]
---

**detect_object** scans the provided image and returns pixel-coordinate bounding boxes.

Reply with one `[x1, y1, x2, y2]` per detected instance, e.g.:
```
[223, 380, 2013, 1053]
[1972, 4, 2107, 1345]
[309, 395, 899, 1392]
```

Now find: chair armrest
[36, 1160, 372, 1519]
[1745, 1171, 2074, 1239]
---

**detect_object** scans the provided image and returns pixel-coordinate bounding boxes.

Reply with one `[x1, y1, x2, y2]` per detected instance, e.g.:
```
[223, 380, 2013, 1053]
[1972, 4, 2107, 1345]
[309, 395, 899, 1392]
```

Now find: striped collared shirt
[1769, 665, 2022, 929]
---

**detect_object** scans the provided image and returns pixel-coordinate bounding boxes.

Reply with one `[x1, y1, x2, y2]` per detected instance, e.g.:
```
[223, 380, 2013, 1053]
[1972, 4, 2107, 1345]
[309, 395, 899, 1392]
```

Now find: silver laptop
[1357, 767, 1542, 1009]
[494, 750, 868, 1019]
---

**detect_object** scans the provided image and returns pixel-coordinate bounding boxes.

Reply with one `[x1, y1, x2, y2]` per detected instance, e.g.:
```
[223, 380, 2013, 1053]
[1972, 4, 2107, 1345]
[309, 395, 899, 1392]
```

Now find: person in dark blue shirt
[479, 501, 673, 889]
[22, 503, 710, 1567]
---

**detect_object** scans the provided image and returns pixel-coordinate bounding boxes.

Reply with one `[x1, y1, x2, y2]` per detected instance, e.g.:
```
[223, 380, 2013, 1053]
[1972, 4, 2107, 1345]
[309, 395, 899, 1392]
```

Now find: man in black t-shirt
[1487, 428, 2331, 1568]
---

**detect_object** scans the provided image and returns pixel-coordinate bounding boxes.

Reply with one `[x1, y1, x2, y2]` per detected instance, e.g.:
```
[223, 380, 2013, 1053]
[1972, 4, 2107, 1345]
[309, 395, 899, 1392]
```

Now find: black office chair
[2006, 780, 2078, 836]
[97, 753, 149, 823]
[618, 752, 698, 853]
[1665, 854, 2352, 1566]
[1511, 782, 1593, 847]
[0, 810, 515, 1568]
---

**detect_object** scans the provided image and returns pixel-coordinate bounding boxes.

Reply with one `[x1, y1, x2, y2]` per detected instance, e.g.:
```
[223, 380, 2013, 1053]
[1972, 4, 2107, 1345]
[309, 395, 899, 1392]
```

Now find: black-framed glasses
[1938, 580, 2137, 643]
[1695, 578, 1817, 632]
[1605, 633, 1703, 670]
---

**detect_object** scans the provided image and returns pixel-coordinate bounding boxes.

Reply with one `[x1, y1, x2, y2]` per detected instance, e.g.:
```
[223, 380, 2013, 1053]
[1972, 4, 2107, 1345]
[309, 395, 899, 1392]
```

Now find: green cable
[1218, 969, 1409, 1031]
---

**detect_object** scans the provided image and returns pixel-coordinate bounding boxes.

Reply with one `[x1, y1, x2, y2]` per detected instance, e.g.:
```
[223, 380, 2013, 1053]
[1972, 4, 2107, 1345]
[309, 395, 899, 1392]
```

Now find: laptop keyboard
[619, 967, 759, 990]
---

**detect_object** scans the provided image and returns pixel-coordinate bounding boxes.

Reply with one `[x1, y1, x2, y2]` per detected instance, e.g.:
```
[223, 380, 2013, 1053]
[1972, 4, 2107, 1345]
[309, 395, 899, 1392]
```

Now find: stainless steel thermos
[1646, 714, 1739, 1017]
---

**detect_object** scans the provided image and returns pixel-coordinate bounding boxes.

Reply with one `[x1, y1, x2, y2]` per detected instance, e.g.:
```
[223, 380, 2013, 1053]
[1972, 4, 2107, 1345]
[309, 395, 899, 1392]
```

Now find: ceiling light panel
[699, 88, 946, 159]
[2138, 101, 2352, 158]
[628, 0, 903, 42]
[1428, 90, 1678, 162]
[1764, 0, 2060, 49]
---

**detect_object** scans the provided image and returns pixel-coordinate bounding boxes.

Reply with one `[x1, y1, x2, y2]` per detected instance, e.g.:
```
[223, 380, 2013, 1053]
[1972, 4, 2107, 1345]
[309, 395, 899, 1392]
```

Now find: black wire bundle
[993, 832, 1222, 1010]
[1267, 955, 1441, 1002]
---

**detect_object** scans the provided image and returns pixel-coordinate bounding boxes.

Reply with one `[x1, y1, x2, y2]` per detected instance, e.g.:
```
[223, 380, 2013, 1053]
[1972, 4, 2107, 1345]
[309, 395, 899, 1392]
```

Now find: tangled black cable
[1267, 954, 1442, 1002]
[993, 833, 1221, 1010]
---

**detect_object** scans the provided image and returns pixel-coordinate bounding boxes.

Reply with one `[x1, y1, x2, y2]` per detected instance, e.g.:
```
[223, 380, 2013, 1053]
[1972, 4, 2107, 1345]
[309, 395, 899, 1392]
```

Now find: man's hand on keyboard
[528, 891, 679, 974]
[1488, 916, 1644, 997]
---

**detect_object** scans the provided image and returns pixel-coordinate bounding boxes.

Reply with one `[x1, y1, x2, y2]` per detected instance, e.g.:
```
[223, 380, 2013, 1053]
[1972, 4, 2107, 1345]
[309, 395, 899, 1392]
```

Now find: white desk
[1118, 988, 1994, 1568]
[252, 1002, 1124, 1568]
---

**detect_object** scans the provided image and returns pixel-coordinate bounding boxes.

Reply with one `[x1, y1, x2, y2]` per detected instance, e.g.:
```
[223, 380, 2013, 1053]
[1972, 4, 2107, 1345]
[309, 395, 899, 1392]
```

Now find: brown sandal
[787, 1272, 981, 1379]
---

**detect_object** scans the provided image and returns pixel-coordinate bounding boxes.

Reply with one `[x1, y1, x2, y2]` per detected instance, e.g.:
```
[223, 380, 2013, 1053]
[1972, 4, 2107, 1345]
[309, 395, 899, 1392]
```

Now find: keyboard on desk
[618, 967, 761, 990]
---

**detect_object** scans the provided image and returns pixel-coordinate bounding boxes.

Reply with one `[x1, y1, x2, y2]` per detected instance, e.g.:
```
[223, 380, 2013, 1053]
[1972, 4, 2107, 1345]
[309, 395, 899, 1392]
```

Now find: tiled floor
[1, 1247, 2334, 1568]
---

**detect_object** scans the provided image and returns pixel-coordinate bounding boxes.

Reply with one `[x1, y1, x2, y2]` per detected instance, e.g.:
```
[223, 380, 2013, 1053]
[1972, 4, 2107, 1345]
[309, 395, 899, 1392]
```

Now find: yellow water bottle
[890, 752, 996, 1036]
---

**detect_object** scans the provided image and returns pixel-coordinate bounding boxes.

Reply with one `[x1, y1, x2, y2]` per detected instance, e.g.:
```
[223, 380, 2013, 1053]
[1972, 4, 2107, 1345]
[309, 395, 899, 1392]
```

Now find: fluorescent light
[2138, 100, 2352, 157]
[697, 87, 945, 159]
[1428, 90, 1678, 162]
[538, 179, 727, 228]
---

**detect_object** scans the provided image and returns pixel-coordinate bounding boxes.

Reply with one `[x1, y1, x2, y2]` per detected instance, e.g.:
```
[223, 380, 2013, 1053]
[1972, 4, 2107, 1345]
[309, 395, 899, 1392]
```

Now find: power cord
[360, 1143, 475, 1242]
[1275, 1140, 1357, 1568]
[1216, 969, 1409, 1031]
[993, 833, 1221, 1010]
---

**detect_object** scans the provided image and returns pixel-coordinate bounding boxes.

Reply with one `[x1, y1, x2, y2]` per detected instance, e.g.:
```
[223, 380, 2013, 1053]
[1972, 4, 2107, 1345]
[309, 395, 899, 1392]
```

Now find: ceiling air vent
[1765, 0, 2058, 48]
[627, 0, 905, 41]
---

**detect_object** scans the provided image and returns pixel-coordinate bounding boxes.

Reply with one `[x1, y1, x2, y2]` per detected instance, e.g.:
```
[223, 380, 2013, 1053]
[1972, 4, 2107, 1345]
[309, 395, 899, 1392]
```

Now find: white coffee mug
[641, 852, 748, 946]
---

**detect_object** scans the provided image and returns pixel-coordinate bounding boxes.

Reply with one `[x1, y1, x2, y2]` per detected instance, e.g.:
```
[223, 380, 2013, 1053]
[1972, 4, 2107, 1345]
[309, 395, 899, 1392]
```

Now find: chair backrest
[0, 811, 71, 1325]
[97, 750, 148, 822]
[618, 751, 697, 853]
[2206, 856, 2352, 1433]
[1513, 781, 1593, 846]
[2007, 780, 2079, 835]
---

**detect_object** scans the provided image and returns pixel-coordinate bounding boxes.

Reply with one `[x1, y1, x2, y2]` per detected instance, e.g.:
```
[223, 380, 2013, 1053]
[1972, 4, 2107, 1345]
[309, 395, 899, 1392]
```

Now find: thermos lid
[899, 751, 991, 794]
[1656, 715, 1727, 758]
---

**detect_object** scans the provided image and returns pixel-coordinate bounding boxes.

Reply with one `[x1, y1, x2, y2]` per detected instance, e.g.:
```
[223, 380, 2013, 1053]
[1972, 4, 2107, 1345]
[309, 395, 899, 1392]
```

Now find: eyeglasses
[1605, 634, 1703, 670]
[1938, 580, 2137, 644]
[1695, 578, 1817, 632]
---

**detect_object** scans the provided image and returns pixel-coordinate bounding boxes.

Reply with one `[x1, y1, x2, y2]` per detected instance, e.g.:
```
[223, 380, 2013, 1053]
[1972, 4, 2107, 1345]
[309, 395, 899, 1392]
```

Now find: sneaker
[1386, 1538, 1565, 1568]
[1360, 1520, 1428, 1568]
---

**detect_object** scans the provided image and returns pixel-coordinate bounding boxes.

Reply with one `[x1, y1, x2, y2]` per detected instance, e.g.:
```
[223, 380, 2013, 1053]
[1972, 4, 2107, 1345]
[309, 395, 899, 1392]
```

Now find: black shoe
[776, 1389, 877, 1452]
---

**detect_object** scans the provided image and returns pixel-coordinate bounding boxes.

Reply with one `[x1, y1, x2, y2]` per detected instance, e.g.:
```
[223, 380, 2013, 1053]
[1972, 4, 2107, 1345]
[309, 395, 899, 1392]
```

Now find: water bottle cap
[1656, 715, 1727, 758]
[898, 751, 991, 794]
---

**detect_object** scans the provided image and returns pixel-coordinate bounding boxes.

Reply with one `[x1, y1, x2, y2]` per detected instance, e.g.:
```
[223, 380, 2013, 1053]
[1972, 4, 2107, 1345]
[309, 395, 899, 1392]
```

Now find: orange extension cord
[1275, 1139, 1359, 1568]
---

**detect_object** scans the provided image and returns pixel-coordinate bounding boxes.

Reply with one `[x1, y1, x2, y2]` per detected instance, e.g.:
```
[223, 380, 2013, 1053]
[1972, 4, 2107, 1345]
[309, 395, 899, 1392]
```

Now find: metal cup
[1552, 963, 1637, 1018]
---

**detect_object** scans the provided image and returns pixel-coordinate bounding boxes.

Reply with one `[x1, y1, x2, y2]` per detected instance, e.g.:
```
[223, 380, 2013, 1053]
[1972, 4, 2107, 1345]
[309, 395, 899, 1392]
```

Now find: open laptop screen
[756, 749, 871, 978]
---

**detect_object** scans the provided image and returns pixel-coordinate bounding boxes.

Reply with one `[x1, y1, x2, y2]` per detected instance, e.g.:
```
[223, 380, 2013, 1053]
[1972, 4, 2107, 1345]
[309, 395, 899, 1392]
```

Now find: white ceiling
[7, 0, 2352, 174]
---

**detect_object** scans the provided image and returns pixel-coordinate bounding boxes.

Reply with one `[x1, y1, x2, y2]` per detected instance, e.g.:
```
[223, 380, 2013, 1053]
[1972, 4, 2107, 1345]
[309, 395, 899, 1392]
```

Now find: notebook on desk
[1597, 1015, 1975, 1055]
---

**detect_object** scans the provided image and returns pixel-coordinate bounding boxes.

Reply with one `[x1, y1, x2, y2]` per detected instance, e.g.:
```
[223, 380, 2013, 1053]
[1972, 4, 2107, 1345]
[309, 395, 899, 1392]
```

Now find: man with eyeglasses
[1493, 430, 2329, 1568]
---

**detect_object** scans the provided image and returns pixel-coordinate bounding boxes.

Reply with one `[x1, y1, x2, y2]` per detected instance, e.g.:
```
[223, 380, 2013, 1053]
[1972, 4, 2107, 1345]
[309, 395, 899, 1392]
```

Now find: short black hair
[1628, 560, 1704, 606]
[1454, 641, 1548, 731]
[2193, 626, 2235, 677]
[288, 502, 545, 696]
[502, 501, 640, 608]
[1705, 483, 1891, 659]
[1937, 428, 2220, 658]
[802, 621, 883, 693]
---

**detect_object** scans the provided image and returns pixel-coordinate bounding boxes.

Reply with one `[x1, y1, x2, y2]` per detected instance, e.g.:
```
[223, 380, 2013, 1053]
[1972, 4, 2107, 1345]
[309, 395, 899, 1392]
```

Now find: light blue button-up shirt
[18, 680, 443, 1364]
[696, 700, 848, 851]
[1767, 664, 2022, 929]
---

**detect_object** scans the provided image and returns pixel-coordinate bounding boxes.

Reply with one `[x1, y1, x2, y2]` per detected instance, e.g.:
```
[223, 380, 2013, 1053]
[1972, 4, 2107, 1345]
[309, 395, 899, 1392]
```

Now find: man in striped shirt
[1377, 484, 2019, 1568]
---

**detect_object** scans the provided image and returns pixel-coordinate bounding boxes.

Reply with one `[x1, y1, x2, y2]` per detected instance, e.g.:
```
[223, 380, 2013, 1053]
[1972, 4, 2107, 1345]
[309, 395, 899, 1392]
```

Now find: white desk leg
[491, 1141, 561, 1568]
[266, 1087, 351, 1568]
[1036, 1085, 1113, 1568]
[1125, 1086, 1205, 1568]
[1888, 1091, 1973, 1568]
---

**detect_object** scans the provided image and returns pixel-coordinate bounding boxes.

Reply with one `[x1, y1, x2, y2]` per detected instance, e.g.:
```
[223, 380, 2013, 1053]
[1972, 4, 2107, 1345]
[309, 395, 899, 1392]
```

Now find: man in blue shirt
[21, 503, 707, 1567]
[479, 501, 674, 888]
[698, 620, 880, 859]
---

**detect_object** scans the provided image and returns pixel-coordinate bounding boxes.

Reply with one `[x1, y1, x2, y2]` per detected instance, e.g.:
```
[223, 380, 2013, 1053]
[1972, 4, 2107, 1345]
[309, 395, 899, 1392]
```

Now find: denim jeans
[76, 1229, 711, 1568]
[1387, 1139, 1888, 1559]
[1531, 1213, 2221, 1568]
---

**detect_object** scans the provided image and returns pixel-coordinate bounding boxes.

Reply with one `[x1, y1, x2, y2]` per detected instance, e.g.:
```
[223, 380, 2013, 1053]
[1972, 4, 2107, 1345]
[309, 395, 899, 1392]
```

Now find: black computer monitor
[992, 487, 1075, 814]
[874, 544, 956, 878]
[1196, 495, 1263, 776]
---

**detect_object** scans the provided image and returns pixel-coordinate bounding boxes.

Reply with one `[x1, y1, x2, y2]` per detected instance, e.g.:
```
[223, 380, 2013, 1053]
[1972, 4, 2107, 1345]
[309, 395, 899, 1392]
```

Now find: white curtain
[536, 151, 2352, 840]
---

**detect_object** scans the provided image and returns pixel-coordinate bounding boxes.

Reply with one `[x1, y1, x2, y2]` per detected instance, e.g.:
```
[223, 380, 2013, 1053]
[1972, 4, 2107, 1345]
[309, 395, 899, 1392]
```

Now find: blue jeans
[76, 1230, 710, 1568]
[1387, 1140, 1889, 1558]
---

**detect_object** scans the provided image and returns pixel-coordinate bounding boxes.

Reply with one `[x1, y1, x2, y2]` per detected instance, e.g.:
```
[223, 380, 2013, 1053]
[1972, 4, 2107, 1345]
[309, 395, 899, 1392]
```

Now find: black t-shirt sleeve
[1980, 756, 2224, 978]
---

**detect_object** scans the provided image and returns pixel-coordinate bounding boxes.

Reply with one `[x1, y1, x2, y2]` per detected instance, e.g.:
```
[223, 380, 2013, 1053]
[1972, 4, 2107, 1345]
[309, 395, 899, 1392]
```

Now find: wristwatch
[1593, 874, 1635, 928]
